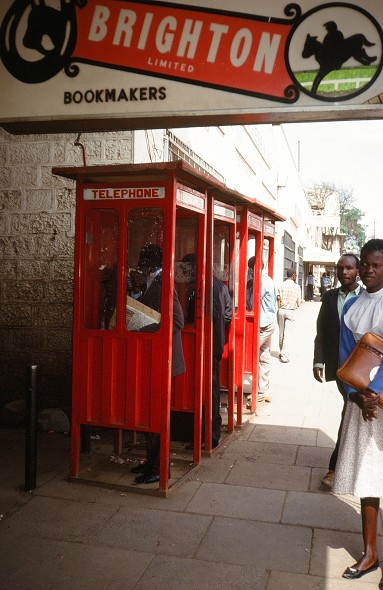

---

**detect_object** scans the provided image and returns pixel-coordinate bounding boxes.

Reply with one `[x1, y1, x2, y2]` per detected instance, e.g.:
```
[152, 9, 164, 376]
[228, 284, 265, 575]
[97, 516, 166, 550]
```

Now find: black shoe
[130, 462, 147, 474]
[342, 560, 379, 579]
[135, 472, 160, 484]
[212, 438, 219, 448]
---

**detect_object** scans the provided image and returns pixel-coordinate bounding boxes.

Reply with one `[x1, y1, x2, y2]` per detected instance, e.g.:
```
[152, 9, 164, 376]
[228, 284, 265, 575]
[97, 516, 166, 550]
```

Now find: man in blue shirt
[258, 266, 277, 402]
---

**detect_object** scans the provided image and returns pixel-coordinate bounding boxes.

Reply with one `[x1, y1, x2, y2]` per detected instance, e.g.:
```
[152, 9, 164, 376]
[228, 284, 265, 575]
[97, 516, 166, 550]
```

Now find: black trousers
[328, 379, 347, 472]
[144, 432, 172, 477]
[144, 432, 160, 475]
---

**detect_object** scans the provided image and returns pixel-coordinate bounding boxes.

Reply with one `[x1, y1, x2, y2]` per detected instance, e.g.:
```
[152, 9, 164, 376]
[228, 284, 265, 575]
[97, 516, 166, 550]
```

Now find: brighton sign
[1, 0, 383, 133]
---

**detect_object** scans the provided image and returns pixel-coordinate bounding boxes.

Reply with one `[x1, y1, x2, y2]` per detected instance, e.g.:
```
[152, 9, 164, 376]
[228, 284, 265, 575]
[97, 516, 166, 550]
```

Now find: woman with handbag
[333, 238, 383, 581]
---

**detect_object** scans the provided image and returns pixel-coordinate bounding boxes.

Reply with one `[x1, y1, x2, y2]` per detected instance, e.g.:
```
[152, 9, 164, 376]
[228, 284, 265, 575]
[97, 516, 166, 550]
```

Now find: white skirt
[333, 401, 383, 498]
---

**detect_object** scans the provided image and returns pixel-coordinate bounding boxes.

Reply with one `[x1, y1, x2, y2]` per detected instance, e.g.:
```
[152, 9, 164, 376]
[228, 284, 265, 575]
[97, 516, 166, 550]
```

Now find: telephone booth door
[212, 200, 236, 435]
[173, 185, 207, 464]
[235, 208, 263, 424]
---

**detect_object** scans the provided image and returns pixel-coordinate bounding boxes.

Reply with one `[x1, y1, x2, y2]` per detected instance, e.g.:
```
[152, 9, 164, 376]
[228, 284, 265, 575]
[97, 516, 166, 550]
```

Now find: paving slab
[296, 444, 333, 468]
[191, 455, 237, 483]
[37, 476, 201, 511]
[266, 570, 380, 589]
[91, 506, 213, 556]
[135, 555, 267, 590]
[226, 459, 311, 491]
[195, 516, 312, 573]
[0, 531, 153, 590]
[249, 424, 318, 446]
[281, 490, 381, 533]
[185, 481, 285, 522]
[221, 439, 298, 465]
[2, 495, 119, 540]
[250, 412, 305, 427]
[311, 527, 383, 581]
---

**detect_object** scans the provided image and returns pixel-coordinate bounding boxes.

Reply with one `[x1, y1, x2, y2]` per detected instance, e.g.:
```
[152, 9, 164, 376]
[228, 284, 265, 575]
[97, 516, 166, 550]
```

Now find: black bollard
[25, 364, 38, 492]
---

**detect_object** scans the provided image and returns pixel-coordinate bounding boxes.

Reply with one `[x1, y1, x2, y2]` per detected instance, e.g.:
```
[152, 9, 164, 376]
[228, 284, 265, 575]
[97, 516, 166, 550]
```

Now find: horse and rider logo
[0, 0, 81, 84]
[0, 0, 382, 102]
[287, 4, 383, 101]
[302, 21, 376, 95]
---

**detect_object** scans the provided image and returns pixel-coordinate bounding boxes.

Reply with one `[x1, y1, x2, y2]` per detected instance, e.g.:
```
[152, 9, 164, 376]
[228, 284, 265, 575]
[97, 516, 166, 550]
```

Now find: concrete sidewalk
[1, 300, 383, 589]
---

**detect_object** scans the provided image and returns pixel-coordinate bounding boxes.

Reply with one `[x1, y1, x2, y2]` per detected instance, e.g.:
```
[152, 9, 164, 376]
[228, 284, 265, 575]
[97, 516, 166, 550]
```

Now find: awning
[303, 247, 338, 265]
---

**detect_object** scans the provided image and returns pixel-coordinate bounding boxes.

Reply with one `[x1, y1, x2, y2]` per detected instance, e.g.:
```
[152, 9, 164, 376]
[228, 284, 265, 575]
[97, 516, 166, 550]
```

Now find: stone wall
[0, 129, 133, 415]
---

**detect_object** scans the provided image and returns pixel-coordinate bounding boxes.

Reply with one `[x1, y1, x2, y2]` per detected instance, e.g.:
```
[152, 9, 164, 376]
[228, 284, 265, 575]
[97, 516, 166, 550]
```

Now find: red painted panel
[244, 317, 255, 374]
[172, 330, 196, 411]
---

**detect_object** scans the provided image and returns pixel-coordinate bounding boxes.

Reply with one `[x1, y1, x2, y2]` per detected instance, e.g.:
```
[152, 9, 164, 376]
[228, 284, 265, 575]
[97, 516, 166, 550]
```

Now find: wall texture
[0, 129, 133, 417]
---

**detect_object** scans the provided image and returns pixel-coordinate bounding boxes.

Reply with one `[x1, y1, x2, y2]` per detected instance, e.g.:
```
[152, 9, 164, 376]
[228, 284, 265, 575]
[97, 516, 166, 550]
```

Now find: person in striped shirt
[277, 268, 301, 363]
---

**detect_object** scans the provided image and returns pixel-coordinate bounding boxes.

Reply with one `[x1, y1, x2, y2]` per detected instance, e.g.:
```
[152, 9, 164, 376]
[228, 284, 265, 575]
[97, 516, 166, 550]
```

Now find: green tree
[306, 182, 366, 252]
[340, 206, 367, 251]
[306, 181, 336, 211]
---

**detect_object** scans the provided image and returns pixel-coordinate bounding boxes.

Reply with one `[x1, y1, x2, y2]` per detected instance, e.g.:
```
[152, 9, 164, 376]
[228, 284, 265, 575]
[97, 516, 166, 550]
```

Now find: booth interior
[52, 161, 284, 495]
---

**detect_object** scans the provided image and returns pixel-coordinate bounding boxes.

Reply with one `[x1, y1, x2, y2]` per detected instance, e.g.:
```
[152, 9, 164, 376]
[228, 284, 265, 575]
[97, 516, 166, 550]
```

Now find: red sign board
[75, 1, 293, 101]
[1, 1, 383, 132]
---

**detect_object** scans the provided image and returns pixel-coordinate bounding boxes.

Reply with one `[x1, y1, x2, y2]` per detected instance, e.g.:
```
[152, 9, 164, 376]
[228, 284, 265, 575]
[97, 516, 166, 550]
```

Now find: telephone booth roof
[52, 160, 285, 222]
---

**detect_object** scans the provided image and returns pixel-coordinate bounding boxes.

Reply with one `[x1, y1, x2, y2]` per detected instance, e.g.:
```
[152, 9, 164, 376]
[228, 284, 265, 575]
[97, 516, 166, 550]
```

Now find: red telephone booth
[210, 197, 236, 440]
[235, 206, 284, 421]
[52, 161, 283, 495]
[235, 207, 262, 421]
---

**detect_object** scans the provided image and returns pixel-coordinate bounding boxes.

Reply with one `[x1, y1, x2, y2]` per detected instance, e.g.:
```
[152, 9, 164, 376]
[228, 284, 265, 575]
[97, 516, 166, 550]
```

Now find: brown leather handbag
[336, 333, 383, 403]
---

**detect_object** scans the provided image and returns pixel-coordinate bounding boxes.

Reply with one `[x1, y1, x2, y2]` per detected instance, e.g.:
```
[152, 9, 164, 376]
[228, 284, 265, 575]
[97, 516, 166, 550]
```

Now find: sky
[282, 120, 383, 239]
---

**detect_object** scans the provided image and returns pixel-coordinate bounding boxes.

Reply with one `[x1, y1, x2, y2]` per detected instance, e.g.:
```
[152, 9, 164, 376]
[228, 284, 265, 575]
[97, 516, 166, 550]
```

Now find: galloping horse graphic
[23, 0, 69, 56]
[0, 0, 77, 83]
[302, 21, 377, 95]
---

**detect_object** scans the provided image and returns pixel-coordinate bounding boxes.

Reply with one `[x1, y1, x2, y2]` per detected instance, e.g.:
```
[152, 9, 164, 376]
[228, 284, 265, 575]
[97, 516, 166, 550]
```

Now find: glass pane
[263, 238, 270, 273]
[246, 236, 256, 311]
[83, 209, 119, 330]
[235, 233, 240, 310]
[126, 208, 164, 332]
[175, 218, 198, 325]
[213, 224, 231, 285]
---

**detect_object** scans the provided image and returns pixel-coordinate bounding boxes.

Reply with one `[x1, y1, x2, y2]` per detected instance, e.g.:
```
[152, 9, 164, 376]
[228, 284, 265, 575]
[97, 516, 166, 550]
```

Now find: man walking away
[258, 265, 277, 402]
[277, 268, 301, 363]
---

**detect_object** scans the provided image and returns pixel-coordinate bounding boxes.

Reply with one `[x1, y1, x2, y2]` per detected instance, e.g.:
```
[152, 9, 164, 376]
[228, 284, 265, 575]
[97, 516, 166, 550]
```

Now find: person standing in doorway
[212, 275, 233, 447]
[305, 271, 315, 301]
[277, 268, 301, 363]
[180, 254, 232, 448]
[313, 253, 362, 488]
[320, 272, 331, 300]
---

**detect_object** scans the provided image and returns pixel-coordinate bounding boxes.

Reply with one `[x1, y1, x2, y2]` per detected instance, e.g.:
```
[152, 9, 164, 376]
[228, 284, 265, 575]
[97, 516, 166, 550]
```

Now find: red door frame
[212, 199, 236, 435]
[70, 174, 179, 492]
[235, 206, 263, 424]
[173, 184, 207, 465]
